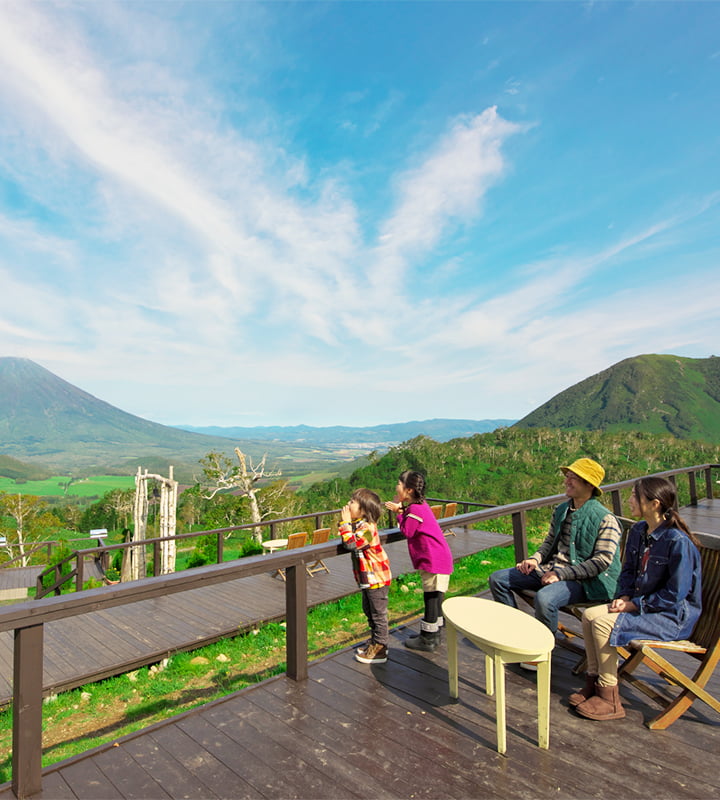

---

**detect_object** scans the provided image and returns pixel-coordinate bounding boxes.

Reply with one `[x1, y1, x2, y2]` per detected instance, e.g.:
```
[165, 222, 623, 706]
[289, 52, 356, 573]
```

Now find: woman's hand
[384, 501, 402, 513]
[609, 596, 638, 613]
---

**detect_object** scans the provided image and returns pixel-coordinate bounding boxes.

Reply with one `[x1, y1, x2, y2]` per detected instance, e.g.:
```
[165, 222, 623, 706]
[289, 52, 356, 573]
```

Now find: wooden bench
[617, 533, 720, 729]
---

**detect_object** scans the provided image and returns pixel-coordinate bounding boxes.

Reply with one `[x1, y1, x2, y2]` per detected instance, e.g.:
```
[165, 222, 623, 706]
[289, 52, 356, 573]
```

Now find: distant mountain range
[0, 358, 511, 479]
[515, 354, 720, 443]
[178, 419, 515, 444]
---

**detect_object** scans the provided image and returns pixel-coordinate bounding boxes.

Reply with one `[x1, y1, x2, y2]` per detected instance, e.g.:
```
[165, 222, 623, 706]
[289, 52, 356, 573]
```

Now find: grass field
[0, 475, 136, 498]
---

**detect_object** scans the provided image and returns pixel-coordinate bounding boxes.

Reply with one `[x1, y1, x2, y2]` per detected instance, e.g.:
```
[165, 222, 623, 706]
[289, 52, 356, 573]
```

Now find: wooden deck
[0, 528, 510, 706]
[0, 611, 717, 800]
[1, 499, 718, 799]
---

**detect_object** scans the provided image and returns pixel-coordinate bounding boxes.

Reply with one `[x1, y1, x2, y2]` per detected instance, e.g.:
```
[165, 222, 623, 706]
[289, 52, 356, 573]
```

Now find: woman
[570, 476, 702, 721]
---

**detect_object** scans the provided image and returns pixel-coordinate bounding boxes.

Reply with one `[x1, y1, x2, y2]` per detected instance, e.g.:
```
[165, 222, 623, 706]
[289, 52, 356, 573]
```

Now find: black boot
[404, 630, 440, 652]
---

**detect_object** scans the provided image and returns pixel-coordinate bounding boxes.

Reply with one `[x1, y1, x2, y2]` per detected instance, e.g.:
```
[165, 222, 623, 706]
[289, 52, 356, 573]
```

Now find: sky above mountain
[0, 1, 718, 428]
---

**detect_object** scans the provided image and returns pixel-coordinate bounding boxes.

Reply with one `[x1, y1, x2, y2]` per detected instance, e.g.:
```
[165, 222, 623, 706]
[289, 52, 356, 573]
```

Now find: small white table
[261, 538, 288, 553]
[442, 596, 555, 754]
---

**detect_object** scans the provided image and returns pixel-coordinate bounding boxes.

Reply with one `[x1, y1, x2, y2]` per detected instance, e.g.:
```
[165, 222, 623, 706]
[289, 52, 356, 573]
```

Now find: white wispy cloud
[0, 2, 716, 426]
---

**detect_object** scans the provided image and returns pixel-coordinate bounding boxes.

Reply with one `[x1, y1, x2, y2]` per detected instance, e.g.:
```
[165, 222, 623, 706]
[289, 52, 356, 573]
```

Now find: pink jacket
[397, 501, 454, 575]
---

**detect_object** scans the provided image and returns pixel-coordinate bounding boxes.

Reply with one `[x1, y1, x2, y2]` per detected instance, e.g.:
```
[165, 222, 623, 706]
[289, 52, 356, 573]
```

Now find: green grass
[0, 475, 136, 498]
[0, 543, 517, 780]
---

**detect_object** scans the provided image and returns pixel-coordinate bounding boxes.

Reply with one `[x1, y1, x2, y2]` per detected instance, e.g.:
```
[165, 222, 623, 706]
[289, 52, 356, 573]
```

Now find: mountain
[177, 419, 515, 445]
[0, 358, 513, 480]
[0, 358, 270, 477]
[515, 354, 720, 442]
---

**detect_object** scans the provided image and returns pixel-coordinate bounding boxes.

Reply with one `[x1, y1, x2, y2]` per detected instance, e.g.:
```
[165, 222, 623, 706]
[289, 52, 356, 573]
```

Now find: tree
[0, 492, 62, 567]
[199, 448, 282, 543]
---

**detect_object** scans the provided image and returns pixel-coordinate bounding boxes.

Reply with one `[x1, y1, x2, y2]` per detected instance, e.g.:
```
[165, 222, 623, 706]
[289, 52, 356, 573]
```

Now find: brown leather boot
[568, 674, 598, 707]
[575, 683, 625, 720]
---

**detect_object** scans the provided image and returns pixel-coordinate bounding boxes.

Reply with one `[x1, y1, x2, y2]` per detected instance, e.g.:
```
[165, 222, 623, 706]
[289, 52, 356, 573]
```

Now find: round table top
[443, 596, 554, 656]
[261, 538, 288, 551]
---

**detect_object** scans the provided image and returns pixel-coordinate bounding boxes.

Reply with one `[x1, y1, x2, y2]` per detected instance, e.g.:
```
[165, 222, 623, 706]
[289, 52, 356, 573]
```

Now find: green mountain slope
[515, 354, 720, 443]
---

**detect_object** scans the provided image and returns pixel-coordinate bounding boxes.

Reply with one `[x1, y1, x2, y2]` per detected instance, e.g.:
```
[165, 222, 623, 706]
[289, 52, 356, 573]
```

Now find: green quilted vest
[550, 498, 621, 602]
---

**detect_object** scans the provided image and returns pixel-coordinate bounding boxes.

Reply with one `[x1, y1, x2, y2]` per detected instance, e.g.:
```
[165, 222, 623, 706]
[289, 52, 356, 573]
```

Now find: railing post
[705, 467, 714, 499]
[688, 471, 698, 506]
[610, 489, 623, 516]
[216, 532, 224, 564]
[512, 510, 527, 562]
[75, 554, 84, 592]
[153, 540, 162, 576]
[668, 474, 678, 509]
[285, 564, 308, 681]
[13, 624, 44, 799]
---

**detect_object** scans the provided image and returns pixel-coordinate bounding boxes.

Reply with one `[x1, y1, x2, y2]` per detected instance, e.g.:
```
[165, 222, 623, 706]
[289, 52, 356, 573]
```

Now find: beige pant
[420, 571, 450, 592]
[581, 604, 621, 687]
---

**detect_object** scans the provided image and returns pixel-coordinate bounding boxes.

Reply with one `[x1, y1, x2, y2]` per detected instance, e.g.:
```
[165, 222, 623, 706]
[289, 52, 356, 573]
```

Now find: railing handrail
[4, 462, 717, 632]
[3, 462, 717, 798]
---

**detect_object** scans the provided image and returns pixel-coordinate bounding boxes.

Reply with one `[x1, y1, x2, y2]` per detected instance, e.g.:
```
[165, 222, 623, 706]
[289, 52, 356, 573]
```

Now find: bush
[240, 539, 263, 558]
[40, 545, 75, 593]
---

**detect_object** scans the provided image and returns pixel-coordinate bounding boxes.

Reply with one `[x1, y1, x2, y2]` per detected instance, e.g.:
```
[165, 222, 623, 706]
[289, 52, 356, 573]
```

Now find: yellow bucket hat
[561, 458, 605, 496]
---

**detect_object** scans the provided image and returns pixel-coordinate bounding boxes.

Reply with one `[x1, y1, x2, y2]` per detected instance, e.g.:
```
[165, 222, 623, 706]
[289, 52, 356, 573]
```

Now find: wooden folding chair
[275, 532, 308, 581]
[442, 502, 458, 536]
[429, 504, 443, 519]
[617, 539, 720, 729]
[306, 528, 332, 577]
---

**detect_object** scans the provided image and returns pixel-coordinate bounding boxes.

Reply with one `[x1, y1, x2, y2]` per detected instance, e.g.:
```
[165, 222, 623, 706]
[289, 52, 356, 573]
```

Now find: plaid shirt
[339, 519, 392, 588]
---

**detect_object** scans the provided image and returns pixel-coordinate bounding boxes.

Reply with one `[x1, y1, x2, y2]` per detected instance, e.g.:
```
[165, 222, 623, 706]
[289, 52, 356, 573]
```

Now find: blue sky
[0, 1, 718, 428]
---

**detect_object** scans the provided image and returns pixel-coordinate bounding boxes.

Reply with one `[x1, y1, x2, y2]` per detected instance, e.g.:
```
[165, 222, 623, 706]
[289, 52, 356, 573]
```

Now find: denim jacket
[609, 521, 702, 647]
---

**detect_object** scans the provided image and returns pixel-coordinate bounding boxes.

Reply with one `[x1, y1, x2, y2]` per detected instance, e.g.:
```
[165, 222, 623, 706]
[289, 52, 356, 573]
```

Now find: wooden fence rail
[1, 463, 716, 798]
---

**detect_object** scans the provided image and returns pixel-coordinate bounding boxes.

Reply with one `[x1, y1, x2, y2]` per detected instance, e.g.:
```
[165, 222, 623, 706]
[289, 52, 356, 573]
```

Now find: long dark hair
[634, 476, 700, 546]
[351, 488, 383, 524]
[398, 470, 426, 504]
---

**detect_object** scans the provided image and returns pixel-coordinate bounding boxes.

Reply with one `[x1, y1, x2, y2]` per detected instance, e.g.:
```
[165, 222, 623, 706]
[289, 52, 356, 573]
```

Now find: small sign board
[90, 528, 108, 538]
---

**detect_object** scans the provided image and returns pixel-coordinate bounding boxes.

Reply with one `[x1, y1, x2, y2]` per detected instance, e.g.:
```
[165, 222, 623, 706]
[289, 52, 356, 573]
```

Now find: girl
[339, 488, 392, 664]
[385, 470, 454, 652]
[571, 476, 702, 721]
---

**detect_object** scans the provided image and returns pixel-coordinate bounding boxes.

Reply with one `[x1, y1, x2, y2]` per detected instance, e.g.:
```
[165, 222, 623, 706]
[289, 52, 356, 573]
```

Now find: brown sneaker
[355, 642, 388, 664]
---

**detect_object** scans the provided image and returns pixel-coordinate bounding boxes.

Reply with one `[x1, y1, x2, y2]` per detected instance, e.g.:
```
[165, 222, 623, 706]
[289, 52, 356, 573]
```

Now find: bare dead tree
[199, 447, 282, 543]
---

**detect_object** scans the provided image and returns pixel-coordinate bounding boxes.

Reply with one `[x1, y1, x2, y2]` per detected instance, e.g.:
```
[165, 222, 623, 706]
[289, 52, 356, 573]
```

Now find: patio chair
[306, 528, 332, 577]
[275, 532, 308, 581]
[442, 502, 458, 536]
[429, 504, 443, 519]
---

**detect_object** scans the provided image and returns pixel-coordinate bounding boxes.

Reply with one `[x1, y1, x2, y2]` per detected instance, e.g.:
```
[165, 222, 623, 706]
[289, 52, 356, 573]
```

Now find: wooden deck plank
[148, 724, 261, 799]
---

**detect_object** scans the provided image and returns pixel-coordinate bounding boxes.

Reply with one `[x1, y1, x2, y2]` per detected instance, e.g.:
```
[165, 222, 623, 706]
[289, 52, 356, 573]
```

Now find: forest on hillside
[298, 427, 720, 510]
[2, 427, 718, 564]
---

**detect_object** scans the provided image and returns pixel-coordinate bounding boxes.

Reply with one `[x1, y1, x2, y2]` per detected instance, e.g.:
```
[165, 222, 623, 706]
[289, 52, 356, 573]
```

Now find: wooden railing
[1, 463, 716, 798]
[35, 499, 493, 597]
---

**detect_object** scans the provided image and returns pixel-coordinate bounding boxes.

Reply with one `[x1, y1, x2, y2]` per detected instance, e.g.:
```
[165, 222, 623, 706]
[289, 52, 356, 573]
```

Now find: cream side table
[442, 596, 555, 754]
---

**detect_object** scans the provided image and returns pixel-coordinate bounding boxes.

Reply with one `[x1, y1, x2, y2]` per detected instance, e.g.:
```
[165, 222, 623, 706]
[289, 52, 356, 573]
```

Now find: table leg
[536, 656, 551, 749]
[447, 622, 459, 699]
[485, 654, 494, 696]
[493, 652, 506, 755]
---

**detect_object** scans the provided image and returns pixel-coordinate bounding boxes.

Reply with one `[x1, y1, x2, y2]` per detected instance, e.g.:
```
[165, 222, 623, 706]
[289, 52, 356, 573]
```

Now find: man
[489, 458, 622, 637]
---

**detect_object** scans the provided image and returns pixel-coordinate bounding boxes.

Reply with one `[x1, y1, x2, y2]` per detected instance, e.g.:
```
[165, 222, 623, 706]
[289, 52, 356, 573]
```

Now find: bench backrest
[692, 541, 720, 653]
